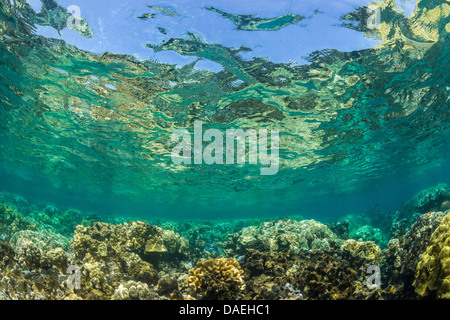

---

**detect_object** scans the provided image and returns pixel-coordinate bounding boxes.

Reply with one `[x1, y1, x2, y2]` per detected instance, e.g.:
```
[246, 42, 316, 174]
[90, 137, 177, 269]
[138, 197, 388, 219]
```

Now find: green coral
[0, 204, 36, 236]
[350, 225, 385, 246]
[28, 206, 96, 237]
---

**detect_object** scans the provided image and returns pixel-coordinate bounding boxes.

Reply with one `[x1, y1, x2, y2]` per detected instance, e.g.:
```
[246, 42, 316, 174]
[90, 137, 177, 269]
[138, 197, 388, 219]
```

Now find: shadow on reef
[1, 183, 450, 300]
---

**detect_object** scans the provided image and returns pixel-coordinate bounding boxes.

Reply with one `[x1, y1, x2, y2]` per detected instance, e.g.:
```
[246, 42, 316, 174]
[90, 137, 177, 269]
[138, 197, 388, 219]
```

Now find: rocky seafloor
[1, 184, 450, 300]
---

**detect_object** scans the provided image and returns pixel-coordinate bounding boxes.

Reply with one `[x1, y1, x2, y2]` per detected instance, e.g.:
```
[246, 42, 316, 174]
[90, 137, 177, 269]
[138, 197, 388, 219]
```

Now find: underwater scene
[0, 0, 449, 302]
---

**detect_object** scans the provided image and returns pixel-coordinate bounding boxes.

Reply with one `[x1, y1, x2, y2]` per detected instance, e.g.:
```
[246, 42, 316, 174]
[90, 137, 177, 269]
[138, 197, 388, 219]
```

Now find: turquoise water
[0, 0, 450, 300]
[1, 0, 449, 220]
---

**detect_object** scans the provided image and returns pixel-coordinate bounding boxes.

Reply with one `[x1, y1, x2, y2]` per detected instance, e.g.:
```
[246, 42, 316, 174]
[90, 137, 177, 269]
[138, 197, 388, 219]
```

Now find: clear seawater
[1, 0, 449, 220]
[0, 0, 449, 301]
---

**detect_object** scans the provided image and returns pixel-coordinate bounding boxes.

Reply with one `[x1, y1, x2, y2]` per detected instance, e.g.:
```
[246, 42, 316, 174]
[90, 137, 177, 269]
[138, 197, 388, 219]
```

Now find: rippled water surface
[0, 0, 449, 219]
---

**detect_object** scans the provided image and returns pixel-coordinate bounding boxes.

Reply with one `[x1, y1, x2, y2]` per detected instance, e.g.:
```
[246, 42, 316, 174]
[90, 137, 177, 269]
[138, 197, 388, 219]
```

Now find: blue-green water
[0, 0, 449, 300]
[1, 0, 449, 220]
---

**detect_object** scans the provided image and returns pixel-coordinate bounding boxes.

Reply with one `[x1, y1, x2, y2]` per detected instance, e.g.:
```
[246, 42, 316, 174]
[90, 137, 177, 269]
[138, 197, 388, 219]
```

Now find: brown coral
[185, 258, 245, 299]
[241, 246, 385, 300]
[71, 221, 188, 299]
[381, 211, 445, 298]
[414, 212, 450, 298]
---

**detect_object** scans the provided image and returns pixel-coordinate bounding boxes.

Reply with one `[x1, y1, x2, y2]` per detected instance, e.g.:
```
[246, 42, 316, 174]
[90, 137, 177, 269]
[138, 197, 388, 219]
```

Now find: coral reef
[0, 0, 449, 301]
[0, 202, 76, 300]
[239, 240, 385, 300]
[71, 221, 188, 299]
[0, 204, 191, 300]
[156, 275, 180, 297]
[327, 220, 349, 240]
[185, 258, 245, 299]
[349, 225, 384, 245]
[223, 219, 386, 299]
[72, 221, 188, 260]
[381, 211, 446, 298]
[1, 190, 450, 300]
[413, 212, 450, 298]
[339, 208, 392, 247]
[223, 219, 338, 256]
[113, 280, 157, 300]
[150, 218, 270, 260]
[399, 184, 450, 223]
[340, 239, 381, 262]
[0, 235, 74, 300]
[28, 206, 87, 237]
[0, 194, 106, 238]
[0, 204, 36, 237]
